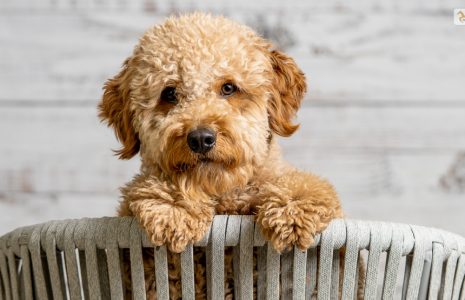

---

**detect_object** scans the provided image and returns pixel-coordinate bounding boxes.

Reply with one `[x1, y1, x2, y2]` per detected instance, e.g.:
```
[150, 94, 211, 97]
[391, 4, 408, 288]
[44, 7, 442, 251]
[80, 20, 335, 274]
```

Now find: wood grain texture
[0, 0, 464, 236]
[1, 104, 464, 235]
[1, 105, 464, 193]
[1, 0, 464, 101]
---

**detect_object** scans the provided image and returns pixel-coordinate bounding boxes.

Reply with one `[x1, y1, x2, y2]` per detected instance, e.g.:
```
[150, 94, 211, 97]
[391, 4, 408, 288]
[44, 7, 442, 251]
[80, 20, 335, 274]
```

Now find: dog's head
[99, 13, 306, 195]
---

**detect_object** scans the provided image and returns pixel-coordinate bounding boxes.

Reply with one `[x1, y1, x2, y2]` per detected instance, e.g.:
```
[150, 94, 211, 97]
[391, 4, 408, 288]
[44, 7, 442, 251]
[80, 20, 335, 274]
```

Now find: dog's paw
[148, 209, 210, 253]
[132, 203, 211, 253]
[257, 201, 318, 253]
[256, 182, 329, 253]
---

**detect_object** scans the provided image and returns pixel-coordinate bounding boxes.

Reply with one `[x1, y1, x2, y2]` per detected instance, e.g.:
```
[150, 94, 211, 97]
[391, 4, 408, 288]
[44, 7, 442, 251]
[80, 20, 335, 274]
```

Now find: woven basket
[0, 216, 464, 299]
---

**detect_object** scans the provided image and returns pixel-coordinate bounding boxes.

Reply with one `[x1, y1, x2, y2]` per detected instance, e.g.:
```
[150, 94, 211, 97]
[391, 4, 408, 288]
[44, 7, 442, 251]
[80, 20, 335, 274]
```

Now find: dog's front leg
[256, 170, 343, 253]
[120, 174, 215, 253]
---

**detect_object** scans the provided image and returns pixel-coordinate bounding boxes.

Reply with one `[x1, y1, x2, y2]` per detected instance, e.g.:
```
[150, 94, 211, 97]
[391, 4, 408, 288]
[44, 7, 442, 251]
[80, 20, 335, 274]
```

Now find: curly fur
[99, 13, 344, 299]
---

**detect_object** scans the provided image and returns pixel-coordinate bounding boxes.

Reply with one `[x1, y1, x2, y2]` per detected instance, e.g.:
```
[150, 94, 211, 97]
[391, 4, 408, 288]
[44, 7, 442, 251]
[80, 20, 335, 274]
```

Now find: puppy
[99, 13, 342, 299]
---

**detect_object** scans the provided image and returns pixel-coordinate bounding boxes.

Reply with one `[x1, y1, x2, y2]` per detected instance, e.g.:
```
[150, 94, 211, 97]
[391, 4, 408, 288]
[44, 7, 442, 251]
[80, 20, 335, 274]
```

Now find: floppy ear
[268, 50, 307, 137]
[98, 59, 140, 159]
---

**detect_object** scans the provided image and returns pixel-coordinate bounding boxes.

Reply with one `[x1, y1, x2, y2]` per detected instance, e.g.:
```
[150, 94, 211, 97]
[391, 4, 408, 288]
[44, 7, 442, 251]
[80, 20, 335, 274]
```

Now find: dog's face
[99, 14, 306, 195]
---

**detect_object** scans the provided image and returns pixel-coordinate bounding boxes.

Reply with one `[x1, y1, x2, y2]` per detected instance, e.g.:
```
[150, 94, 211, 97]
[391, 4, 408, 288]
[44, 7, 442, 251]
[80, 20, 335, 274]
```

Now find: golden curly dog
[99, 13, 343, 299]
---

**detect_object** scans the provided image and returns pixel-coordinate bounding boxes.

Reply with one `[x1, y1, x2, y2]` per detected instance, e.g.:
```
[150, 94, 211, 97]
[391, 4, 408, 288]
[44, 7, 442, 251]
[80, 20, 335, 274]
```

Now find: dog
[99, 13, 343, 299]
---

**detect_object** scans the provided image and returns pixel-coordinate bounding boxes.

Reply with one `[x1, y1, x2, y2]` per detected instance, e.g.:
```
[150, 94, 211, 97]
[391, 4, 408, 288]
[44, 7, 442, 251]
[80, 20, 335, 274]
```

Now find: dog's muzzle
[187, 128, 216, 154]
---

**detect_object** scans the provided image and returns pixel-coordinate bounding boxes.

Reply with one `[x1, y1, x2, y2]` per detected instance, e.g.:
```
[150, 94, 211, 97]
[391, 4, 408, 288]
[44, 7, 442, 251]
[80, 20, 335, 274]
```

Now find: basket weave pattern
[1, 216, 464, 299]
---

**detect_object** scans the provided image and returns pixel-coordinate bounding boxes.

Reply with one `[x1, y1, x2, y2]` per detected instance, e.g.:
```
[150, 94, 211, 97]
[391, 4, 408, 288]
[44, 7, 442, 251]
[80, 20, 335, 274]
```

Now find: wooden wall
[1, 0, 464, 235]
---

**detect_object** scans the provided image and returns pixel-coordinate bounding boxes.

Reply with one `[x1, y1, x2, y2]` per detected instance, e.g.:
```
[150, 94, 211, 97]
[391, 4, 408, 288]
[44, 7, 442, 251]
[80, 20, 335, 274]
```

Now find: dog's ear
[267, 50, 307, 137]
[98, 59, 140, 159]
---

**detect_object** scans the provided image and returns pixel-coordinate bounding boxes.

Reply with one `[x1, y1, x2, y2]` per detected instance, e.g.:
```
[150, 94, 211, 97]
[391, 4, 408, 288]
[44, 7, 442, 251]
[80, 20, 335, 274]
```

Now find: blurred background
[1, 0, 464, 235]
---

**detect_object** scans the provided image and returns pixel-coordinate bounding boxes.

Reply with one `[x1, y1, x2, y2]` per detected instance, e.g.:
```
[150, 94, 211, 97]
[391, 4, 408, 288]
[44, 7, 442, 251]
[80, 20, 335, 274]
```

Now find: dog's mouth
[173, 154, 237, 173]
[199, 156, 213, 163]
[173, 155, 213, 173]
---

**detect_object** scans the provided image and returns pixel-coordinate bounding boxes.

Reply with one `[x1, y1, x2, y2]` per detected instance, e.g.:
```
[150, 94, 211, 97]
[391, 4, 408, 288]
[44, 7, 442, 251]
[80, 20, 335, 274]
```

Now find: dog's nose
[187, 128, 216, 154]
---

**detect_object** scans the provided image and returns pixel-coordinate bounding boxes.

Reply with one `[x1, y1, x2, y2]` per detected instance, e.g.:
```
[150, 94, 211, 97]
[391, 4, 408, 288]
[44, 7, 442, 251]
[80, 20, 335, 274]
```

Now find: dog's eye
[160, 87, 177, 104]
[221, 83, 237, 96]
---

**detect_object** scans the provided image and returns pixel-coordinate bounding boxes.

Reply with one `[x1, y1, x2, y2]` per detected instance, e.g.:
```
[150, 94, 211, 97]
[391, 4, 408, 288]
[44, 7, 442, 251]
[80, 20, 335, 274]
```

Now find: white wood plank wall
[1, 0, 464, 235]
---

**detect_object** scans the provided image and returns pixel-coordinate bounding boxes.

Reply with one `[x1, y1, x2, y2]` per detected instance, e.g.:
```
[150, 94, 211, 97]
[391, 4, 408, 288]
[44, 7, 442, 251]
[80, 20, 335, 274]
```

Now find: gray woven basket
[0, 216, 464, 299]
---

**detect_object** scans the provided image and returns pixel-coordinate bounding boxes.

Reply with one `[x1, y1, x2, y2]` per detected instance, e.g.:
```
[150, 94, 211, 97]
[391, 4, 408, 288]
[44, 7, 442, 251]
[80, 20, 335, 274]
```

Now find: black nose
[187, 128, 216, 154]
